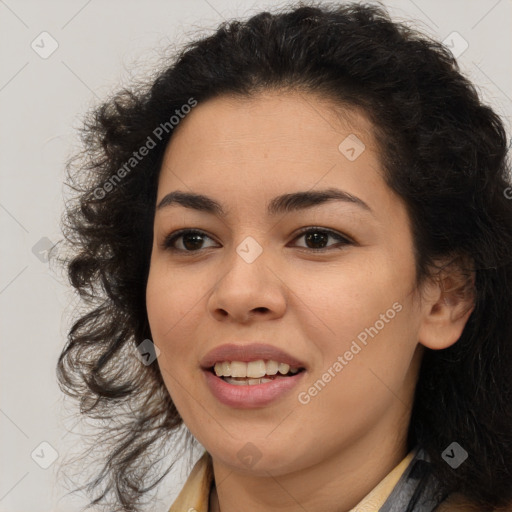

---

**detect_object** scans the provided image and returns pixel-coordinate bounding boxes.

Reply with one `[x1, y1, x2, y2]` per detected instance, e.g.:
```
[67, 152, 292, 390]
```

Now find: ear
[418, 256, 476, 350]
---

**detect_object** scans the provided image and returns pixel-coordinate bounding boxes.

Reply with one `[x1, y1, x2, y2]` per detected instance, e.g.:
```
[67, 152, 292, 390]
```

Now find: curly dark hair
[56, 1, 512, 511]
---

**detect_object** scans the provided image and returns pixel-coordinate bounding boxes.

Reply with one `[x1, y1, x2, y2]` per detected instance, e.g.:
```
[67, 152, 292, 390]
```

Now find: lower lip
[203, 370, 306, 408]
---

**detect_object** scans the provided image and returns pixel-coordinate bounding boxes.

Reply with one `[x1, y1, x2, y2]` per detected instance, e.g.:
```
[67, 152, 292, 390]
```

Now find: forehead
[155, 91, 400, 220]
[166, 90, 377, 151]
[154, 92, 413, 255]
[159, 91, 381, 178]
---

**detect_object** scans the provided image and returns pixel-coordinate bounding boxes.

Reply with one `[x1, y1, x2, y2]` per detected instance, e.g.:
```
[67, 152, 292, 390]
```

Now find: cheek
[145, 258, 218, 404]
[297, 302, 418, 449]
[146, 261, 195, 369]
[323, 307, 417, 405]
[146, 264, 200, 409]
[303, 250, 418, 386]
[306, 253, 411, 335]
[146, 258, 198, 336]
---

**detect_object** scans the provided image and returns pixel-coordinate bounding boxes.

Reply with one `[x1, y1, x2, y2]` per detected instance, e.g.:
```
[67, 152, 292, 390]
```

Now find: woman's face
[146, 91, 425, 475]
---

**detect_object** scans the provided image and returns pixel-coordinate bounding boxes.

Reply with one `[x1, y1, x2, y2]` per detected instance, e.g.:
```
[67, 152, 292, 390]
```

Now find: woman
[56, 2, 512, 511]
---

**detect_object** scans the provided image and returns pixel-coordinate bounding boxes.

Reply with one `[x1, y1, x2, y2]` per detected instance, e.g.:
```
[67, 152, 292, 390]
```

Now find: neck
[209, 409, 411, 512]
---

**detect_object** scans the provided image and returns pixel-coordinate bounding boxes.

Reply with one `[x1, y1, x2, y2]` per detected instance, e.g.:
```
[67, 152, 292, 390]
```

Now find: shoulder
[435, 493, 512, 512]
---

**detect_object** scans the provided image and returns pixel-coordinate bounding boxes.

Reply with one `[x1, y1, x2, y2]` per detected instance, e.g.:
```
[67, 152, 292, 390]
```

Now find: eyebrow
[156, 187, 374, 217]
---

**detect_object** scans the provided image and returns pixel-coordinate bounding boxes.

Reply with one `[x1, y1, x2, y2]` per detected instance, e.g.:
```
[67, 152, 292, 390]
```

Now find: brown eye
[162, 229, 218, 252]
[292, 228, 352, 252]
[162, 227, 353, 254]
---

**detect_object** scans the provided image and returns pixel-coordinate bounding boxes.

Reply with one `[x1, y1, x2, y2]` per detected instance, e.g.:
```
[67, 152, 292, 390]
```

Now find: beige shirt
[168, 449, 417, 512]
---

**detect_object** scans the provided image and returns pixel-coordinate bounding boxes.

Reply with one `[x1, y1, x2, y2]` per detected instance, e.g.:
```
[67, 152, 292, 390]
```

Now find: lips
[199, 342, 307, 370]
[200, 343, 308, 408]
[203, 369, 306, 408]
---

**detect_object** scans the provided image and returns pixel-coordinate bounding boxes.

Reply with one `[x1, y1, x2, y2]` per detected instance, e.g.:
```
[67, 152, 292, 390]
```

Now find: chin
[209, 443, 308, 476]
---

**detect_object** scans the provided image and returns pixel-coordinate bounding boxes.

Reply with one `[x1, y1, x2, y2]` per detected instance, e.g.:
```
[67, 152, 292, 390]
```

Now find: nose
[207, 244, 287, 324]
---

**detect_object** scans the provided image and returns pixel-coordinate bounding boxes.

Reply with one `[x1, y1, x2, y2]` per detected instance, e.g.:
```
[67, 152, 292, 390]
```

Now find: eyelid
[160, 227, 354, 253]
[161, 228, 219, 251]
[293, 226, 355, 246]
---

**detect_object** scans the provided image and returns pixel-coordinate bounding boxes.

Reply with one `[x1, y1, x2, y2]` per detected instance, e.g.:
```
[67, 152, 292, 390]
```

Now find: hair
[56, 1, 512, 511]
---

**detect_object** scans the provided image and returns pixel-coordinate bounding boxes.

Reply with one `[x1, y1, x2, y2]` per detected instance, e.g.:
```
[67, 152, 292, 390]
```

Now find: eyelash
[161, 227, 353, 254]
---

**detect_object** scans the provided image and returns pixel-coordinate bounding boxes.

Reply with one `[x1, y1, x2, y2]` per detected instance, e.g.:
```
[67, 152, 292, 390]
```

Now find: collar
[168, 448, 421, 512]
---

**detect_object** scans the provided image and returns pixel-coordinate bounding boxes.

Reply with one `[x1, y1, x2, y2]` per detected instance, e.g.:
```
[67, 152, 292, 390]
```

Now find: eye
[292, 227, 353, 251]
[161, 227, 353, 253]
[162, 229, 219, 252]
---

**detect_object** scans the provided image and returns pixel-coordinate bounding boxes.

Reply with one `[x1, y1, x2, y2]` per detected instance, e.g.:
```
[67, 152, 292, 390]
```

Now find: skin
[146, 91, 474, 512]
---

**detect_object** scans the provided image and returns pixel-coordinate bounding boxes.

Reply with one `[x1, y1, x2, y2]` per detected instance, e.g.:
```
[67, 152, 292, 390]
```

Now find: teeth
[278, 363, 290, 375]
[213, 360, 301, 378]
[214, 361, 231, 377]
[230, 361, 247, 378]
[266, 360, 278, 375]
[247, 360, 266, 378]
[224, 377, 274, 386]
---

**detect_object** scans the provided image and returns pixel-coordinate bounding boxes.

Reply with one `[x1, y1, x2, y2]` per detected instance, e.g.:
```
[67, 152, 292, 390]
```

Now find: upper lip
[200, 343, 307, 370]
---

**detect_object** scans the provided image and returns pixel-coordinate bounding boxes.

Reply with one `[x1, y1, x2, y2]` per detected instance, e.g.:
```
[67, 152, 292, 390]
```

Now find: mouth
[200, 342, 308, 408]
[202, 360, 307, 408]
[207, 359, 306, 386]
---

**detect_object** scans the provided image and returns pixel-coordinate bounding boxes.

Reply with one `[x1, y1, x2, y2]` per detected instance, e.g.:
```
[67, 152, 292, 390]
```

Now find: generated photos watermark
[298, 301, 403, 404]
[93, 97, 197, 200]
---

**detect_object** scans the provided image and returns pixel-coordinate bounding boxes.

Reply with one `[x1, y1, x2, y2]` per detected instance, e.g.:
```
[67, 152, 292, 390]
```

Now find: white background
[1, 0, 511, 511]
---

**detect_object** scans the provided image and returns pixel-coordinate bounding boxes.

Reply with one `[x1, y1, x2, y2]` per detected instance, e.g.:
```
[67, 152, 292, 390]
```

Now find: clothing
[168, 446, 449, 512]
